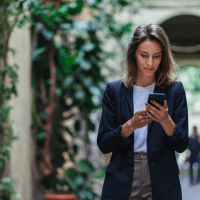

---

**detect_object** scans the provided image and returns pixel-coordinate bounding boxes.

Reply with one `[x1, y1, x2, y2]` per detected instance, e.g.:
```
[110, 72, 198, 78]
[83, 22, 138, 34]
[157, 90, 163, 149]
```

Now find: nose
[147, 57, 153, 67]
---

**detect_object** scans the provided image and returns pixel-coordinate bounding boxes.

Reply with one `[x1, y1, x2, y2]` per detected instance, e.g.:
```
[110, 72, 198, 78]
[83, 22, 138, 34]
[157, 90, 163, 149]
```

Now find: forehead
[136, 40, 162, 53]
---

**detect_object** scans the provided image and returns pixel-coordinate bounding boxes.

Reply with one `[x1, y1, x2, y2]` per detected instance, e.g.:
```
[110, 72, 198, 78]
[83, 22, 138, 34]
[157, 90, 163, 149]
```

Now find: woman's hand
[146, 100, 175, 136]
[145, 100, 169, 125]
[121, 108, 153, 138]
[130, 108, 153, 130]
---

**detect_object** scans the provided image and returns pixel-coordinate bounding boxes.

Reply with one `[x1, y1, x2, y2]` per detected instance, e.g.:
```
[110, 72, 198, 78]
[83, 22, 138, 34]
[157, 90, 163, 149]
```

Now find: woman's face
[135, 39, 162, 80]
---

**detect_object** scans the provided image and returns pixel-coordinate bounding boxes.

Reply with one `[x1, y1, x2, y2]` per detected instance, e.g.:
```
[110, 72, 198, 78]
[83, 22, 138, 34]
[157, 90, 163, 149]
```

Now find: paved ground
[180, 175, 200, 200]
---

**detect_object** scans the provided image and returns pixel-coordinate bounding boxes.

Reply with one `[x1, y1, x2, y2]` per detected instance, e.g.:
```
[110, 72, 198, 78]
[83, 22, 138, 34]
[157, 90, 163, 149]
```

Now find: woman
[97, 24, 188, 200]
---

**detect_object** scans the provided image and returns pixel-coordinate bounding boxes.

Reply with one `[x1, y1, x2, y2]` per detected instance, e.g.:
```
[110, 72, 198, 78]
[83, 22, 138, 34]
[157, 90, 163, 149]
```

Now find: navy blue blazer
[97, 80, 189, 200]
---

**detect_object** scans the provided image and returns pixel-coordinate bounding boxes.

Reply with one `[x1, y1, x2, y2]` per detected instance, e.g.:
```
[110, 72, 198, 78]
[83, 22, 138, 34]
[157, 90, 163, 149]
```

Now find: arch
[159, 14, 200, 53]
[156, 10, 200, 26]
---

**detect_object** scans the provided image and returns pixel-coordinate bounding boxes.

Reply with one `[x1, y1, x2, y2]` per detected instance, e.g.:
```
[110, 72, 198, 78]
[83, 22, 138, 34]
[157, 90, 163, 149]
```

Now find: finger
[150, 100, 163, 110]
[141, 118, 151, 126]
[138, 109, 146, 115]
[163, 100, 168, 108]
[146, 110, 154, 119]
[145, 117, 153, 122]
[147, 107, 160, 118]
[146, 109, 159, 122]
[146, 103, 161, 116]
[143, 118, 153, 126]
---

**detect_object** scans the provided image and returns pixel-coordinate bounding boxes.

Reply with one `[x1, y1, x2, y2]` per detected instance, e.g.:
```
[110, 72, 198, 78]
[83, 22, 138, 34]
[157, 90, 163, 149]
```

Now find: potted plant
[43, 194, 76, 200]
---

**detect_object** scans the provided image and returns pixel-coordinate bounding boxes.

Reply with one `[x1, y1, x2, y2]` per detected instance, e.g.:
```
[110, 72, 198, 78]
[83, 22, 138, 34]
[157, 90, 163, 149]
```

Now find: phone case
[147, 93, 166, 110]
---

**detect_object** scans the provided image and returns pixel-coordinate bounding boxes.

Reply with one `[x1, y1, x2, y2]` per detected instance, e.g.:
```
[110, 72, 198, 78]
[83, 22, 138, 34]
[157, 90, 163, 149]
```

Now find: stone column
[9, 24, 33, 200]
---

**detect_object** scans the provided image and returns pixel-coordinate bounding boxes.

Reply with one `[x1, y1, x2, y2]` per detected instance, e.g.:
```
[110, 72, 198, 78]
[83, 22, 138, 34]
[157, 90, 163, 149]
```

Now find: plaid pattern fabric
[128, 153, 152, 200]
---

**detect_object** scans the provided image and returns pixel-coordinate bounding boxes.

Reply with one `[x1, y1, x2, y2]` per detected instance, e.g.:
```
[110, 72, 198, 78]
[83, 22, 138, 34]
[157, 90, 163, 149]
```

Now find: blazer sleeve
[163, 82, 189, 153]
[97, 82, 131, 154]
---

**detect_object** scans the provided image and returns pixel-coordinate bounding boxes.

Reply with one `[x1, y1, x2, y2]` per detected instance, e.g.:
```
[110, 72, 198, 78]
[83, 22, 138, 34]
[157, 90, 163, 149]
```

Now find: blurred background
[1, 0, 200, 199]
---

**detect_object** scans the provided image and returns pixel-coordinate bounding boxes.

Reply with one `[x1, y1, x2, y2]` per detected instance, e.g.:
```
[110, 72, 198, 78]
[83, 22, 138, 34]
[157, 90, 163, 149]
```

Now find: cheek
[136, 58, 144, 67]
[155, 59, 162, 68]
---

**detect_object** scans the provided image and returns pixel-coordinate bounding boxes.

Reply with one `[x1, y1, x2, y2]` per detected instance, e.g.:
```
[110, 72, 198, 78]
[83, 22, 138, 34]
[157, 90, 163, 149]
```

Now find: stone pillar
[9, 25, 33, 200]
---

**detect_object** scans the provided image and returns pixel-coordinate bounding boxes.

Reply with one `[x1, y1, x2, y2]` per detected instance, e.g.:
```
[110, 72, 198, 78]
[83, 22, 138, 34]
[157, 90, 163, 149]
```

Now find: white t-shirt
[133, 82, 155, 152]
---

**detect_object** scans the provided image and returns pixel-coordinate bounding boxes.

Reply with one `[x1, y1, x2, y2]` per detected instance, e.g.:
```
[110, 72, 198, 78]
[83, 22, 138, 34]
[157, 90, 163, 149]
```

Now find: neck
[135, 77, 156, 87]
[135, 72, 156, 87]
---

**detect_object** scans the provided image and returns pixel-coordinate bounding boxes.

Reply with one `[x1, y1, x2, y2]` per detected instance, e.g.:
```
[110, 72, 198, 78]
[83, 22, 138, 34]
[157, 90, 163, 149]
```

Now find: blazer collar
[124, 84, 164, 130]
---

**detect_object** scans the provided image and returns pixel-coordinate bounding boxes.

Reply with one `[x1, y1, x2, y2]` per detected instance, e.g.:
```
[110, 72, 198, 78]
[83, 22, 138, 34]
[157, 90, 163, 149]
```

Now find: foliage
[2, 0, 142, 199]
[0, 177, 20, 200]
[29, 1, 107, 197]
[64, 160, 98, 199]
[28, 0, 143, 198]
[0, 0, 27, 199]
[177, 66, 200, 108]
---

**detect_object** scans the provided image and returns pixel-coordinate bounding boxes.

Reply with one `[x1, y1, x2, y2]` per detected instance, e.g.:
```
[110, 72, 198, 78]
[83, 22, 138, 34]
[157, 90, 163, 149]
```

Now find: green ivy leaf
[63, 77, 74, 87]
[82, 43, 95, 52]
[75, 90, 85, 100]
[80, 60, 92, 71]
[73, 175, 84, 187]
[74, 120, 81, 131]
[77, 160, 94, 173]
[89, 86, 101, 97]
[87, 0, 97, 6]
[73, 144, 79, 155]
[88, 120, 96, 132]
[60, 23, 72, 30]
[73, 20, 89, 33]
[37, 131, 46, 141]
[77, 187, 94, 200]
[32, 47, 46, 61]
[58, 5, 69, 16]
[75, 50, 85, 64]
[118, 0, 129, 6]
[64, 56, 74, 69]
[79, 74, 92, 87]
[41, 29, 54, 40]
[65, 167, 78, 180]
[64, 127, 74, 136]
[55, 88, 62, 97]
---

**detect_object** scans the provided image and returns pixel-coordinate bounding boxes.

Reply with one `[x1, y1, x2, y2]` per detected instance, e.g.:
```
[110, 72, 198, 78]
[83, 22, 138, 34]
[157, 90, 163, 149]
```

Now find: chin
[143, 72, 155, 78]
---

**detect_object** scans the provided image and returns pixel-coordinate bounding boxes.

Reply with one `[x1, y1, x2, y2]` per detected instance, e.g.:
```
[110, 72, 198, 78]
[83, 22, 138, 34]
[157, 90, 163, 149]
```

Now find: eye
[141, 54, 148, 58]
[153, 55, 160, 59]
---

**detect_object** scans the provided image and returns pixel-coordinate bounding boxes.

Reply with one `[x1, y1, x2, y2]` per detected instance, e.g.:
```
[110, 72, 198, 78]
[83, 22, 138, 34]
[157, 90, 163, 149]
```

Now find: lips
[144, 68, 154, 71]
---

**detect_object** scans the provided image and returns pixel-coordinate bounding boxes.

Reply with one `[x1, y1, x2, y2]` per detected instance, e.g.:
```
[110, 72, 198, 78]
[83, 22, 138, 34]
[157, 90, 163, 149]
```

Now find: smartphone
[147, 93, 166, 110]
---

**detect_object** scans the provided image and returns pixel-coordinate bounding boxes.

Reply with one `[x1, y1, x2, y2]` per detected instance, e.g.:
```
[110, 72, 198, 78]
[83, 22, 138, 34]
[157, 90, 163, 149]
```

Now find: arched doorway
[160, 14, 200, 66]
[159, 14, 200, 114]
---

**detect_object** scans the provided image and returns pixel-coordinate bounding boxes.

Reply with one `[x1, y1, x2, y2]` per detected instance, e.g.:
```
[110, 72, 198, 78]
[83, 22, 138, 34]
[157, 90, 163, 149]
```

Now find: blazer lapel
[124, 87, 134, 116]
[148, 84, 165, 131]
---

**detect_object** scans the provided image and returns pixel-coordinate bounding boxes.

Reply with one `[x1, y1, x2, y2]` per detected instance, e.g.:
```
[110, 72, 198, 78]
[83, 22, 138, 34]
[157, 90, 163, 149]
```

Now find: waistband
[134, 152, 148, 160]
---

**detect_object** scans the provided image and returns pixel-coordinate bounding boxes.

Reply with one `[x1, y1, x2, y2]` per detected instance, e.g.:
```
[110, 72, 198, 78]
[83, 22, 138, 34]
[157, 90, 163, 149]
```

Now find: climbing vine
[0, 0, 143, 199]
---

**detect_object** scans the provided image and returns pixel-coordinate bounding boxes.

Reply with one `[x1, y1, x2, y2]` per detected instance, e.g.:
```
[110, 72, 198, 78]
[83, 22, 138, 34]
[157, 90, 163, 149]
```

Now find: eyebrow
[139, 51, 162, 54]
